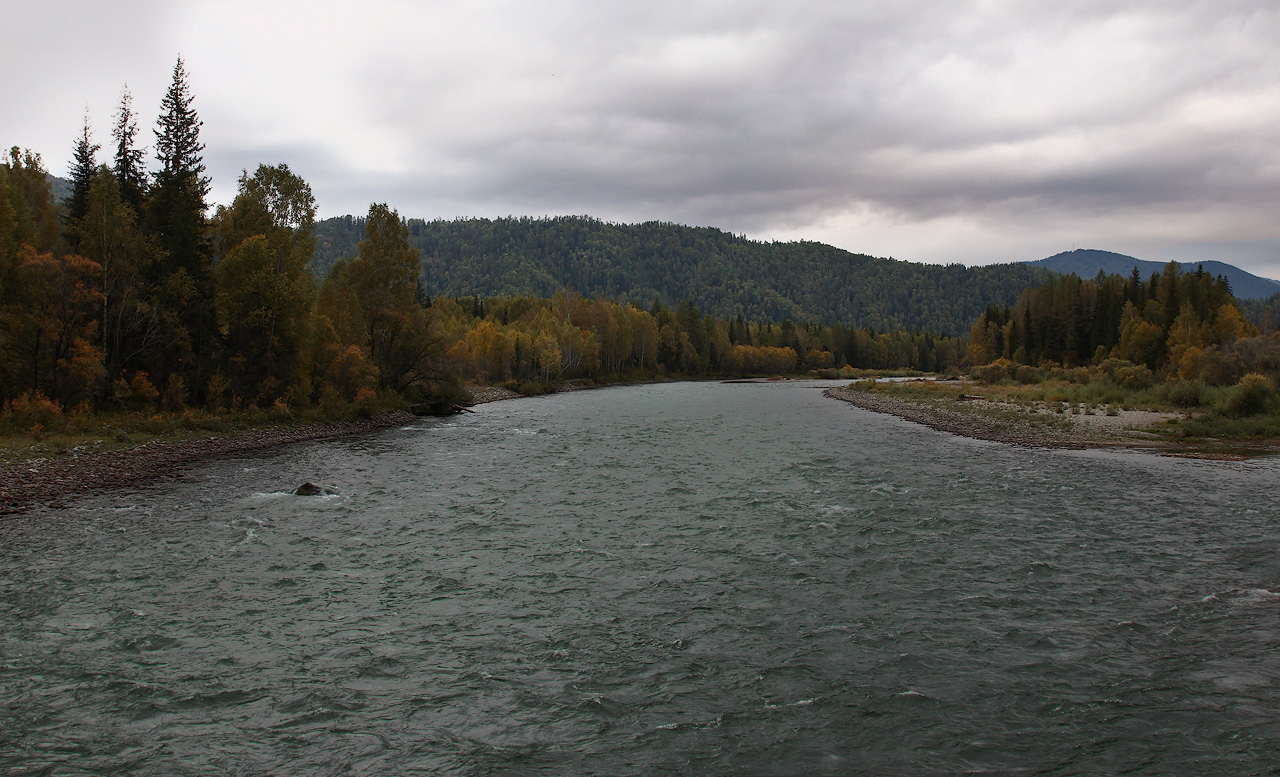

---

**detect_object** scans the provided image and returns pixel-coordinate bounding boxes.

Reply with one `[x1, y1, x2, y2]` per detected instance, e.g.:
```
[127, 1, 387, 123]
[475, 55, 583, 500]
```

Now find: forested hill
[1029, 249, 1280, 300]
[313, 215, 1049, 336]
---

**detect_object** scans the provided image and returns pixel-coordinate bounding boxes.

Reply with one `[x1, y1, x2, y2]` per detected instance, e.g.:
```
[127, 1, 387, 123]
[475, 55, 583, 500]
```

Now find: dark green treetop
[111, 85, 148, 211]
[64, 109, 100, 246]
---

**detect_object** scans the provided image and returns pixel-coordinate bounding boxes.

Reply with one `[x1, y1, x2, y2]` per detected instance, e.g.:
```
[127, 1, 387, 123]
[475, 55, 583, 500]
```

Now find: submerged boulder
[293, 482, 336, 496]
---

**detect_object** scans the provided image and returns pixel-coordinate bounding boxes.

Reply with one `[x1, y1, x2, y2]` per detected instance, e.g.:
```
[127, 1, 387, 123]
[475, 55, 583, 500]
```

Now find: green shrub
[973, 363, 1011, 385]
[1224, 374, 1278, 417]
[1097, 358, 1155, 389]
[1163, 380, 1206, 408]
[1014, 365, 1043, 384]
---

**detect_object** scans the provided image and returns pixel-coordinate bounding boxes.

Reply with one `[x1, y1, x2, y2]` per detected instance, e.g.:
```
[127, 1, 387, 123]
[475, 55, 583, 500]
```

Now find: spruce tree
[143, 57, 215, 392]
[147, 57, 210, 278]
[65, 109, 100, 241]
[111, 86, 147, 211]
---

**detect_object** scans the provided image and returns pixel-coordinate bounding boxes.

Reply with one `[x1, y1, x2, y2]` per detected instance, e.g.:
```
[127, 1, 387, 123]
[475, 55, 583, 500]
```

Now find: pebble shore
[0, 411, 414, 515]
[0, 383, 584, 516]
[823, 387, 1167, 450]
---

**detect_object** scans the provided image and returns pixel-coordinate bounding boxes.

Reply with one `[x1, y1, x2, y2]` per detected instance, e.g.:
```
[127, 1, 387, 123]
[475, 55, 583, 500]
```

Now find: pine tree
[64, 109, 100, 248]
[111, 86, 147, 211]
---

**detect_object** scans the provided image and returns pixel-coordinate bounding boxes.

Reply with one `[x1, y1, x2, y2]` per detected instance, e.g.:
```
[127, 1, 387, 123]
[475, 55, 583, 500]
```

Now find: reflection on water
[2, 381, 1279, 775]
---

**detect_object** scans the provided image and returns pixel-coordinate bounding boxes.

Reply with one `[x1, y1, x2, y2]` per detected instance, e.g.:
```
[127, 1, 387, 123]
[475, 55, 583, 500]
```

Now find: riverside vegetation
[844, 263, 1280, 448]
[4, 59, 1279, 468]
[1, 58, 966, 468]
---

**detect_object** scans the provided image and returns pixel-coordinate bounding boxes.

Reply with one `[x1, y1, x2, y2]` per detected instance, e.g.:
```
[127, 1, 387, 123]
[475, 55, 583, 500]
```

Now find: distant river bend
[2, 381, 1278, 775]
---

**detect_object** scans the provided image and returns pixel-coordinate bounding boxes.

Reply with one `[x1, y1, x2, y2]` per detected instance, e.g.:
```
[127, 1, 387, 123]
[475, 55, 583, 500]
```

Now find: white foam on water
[1234, 588, 1280, 605]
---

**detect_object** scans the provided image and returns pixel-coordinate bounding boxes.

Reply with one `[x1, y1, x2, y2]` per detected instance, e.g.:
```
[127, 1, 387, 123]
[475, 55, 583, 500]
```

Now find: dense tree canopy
[313, 215, 1050, 336]
[967, 264, 1275, 387]
[210, 164, 318, 403]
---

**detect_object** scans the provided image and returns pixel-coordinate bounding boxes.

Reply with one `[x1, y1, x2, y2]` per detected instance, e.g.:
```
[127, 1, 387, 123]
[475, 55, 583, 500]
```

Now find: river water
[2, 381, 1278, 775]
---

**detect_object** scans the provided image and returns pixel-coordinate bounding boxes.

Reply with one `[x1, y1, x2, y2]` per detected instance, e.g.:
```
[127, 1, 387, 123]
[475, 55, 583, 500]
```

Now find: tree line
[2, 59, 970, 426]
[313, 215, 1051, 336]
[433, 292, 964, 386]
[0, 59, 443, 417]
[968, 263, 1280, 386]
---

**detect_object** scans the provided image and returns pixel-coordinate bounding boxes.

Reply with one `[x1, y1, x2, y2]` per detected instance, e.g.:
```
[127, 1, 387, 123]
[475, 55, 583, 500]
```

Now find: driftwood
[956, 394, 984, 402]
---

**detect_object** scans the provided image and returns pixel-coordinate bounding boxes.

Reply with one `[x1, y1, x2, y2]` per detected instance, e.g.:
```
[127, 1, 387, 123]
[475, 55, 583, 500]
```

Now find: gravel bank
[467, 386, 523, 404]
[1, 382, 604, 515]
[824, 387, 1170, 450]
[0, 411, 414, 516]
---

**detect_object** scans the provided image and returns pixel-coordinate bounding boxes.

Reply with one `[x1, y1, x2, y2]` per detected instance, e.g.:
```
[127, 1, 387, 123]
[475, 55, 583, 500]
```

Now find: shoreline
[7, 378, 1265, 514]
[0, 380, 627, 515]
[0, 411, 415, 515]
[823, 386, 1171, 450]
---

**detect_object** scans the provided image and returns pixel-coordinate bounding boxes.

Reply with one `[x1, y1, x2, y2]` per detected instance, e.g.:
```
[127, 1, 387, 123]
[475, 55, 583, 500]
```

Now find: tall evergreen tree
[111, 85, 147, 211]
[147, 57, 209, 277]
[64, 109, 100, 248]
[143, 57, 215, 390]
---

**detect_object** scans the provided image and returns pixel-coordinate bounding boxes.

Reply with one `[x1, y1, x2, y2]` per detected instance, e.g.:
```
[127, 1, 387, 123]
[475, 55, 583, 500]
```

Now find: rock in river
[293, 482, 337, 496]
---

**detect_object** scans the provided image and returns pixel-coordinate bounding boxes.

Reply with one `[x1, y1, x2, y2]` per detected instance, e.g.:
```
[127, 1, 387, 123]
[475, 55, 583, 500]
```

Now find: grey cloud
[354, 0, 1279, 244]
[7, 1, 1279, 274]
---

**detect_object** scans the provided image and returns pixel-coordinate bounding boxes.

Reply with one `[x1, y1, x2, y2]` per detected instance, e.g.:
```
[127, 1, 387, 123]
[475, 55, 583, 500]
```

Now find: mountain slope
[313, 215, 1051, 335]
[1029, 249, 1280, 300]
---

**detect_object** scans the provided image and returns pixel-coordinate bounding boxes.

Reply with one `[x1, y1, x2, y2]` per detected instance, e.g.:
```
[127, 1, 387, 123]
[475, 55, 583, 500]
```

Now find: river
[2, 380, 1278, 775]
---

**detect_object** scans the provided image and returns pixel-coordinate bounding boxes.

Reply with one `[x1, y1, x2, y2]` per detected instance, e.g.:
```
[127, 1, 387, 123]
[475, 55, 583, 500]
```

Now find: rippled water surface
[3, 381, 1279, 775]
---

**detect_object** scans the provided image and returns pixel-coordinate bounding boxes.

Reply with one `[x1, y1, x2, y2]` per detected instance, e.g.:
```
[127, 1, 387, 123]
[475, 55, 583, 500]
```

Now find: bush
[206, 372, 231, 411]
[162, 374, 187, 413]
[1224, 373, 1278, 418]
[2, 391, 64, 434]
[1014, 365, 1043, 385]
[1097, 359, 1154, 389]
[972, 362, 1011, 385]
[353, 386, 379, 417]
[1163, 380, 1206, 408]
[326, 345, 378, 401]
[130, 372, 160, 408]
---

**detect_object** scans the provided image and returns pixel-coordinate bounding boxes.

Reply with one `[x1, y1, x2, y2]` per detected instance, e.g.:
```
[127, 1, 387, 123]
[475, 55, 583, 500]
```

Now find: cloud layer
[4, 1, 1280, 276]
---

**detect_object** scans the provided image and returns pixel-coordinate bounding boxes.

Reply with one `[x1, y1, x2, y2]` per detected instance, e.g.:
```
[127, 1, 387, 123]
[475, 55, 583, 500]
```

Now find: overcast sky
[5, 1, 1280, 278]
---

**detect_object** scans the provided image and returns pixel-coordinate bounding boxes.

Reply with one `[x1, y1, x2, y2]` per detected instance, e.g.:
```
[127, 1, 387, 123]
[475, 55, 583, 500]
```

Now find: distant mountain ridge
[1028, 249, 1280, 300]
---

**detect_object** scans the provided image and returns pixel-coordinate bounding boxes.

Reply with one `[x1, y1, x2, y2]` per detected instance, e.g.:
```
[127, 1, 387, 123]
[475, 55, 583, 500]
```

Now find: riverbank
[1, 376, 662, 515]
[824, 386, 1176, 450]
[0, 411, 414, 515]
[0, 379, 641, 515]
